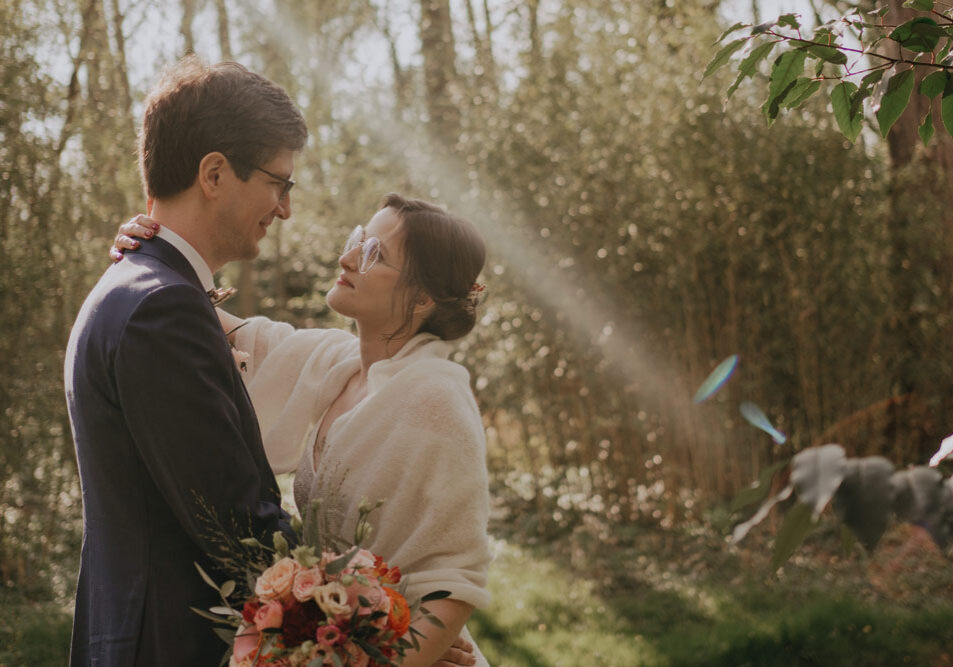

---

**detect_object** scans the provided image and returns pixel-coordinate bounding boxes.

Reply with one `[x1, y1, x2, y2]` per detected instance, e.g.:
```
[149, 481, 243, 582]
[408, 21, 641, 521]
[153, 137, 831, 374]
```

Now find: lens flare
[693, 355, 739, 404]
[740, 401, 787, 445]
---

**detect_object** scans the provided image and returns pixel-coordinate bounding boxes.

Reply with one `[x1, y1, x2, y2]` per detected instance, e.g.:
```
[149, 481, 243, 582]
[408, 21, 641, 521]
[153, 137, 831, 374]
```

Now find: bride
[114, 193, 492, 666]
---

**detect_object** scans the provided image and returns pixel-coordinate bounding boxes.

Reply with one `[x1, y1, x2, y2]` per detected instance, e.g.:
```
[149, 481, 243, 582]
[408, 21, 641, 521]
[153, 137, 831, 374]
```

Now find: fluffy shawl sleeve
[234, 317, 359, 474]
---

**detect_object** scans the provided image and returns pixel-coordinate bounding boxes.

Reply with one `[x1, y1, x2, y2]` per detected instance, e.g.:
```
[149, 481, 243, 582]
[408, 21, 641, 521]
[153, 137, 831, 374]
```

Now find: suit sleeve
[114, 284, 290, 554]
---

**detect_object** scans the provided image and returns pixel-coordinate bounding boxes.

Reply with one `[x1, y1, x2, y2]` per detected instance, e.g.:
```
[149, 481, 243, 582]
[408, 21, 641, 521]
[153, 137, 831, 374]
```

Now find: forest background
[3, 0, 953, 664]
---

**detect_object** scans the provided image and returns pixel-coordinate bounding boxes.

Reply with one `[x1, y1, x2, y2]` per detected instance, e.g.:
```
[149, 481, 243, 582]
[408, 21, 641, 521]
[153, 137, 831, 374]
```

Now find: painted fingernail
[133, 241, 140, 248]
[144, 230, 152, 237]
[151, 223, 159, 230]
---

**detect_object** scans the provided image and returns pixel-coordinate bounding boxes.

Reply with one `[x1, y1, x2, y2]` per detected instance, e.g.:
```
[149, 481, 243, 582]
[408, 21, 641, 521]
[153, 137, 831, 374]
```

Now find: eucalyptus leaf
[705, 38, 748, 79]
[832, 82, 863, 142]
[194, 562, 221, 593]
[903, 0, 934, 10]
[876, 68, 915, 137]
[833, 456, 894, 551]
[325, 545, 360, 575]
[422, 589, 452, 602]
[219, 580, 235, 599]
[214, 627, 237, 645]
[790, 444, 848, 518]
[209, 606, 241, 617]
[191, 606, 229, 623]
[731, 484, 794, 543]
[771, 502, 815, 569]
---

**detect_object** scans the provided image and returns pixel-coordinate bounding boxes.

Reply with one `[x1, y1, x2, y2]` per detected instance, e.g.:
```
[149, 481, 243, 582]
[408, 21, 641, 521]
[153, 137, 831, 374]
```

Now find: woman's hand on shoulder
[110, 214, 160, 262]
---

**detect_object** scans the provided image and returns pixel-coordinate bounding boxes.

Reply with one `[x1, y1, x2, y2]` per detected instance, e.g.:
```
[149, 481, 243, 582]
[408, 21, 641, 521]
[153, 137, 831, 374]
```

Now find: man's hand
[433, 635, 476, 666]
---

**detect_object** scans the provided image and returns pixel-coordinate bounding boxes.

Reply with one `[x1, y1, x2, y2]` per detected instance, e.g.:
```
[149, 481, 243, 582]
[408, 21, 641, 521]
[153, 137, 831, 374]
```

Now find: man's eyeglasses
[252, 165, 295, 200]
[228, 157, 295, 199]
[343, 225, 401, 274]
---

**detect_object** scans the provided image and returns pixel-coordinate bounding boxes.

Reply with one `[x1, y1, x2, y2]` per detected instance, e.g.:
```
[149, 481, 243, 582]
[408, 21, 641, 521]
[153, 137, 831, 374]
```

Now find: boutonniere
[207, 286, 237, 307]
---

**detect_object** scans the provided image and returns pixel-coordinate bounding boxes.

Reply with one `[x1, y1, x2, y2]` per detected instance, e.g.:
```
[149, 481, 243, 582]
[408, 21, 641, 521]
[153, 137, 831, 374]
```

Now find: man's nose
[274, 193, 291, 220]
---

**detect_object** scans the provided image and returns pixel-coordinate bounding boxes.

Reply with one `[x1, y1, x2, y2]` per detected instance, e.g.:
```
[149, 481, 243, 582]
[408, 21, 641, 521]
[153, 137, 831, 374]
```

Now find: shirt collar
[156, 226, 215, 292]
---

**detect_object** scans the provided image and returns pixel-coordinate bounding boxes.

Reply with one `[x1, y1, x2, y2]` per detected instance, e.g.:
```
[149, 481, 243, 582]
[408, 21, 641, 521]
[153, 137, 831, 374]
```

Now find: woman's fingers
[119, 214, 159, 240]
[110, 214, 157, 261]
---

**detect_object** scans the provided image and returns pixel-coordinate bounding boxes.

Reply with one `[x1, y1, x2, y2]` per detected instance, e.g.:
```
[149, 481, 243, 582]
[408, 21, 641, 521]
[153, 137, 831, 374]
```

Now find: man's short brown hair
[139, 56, 308, 199]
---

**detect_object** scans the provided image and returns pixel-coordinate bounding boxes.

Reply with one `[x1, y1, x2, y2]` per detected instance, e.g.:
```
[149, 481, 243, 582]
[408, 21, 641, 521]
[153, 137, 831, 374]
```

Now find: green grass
[5, 527, 953, 667]
[0, 590, 71, 667]
[470, 533, 953, 666]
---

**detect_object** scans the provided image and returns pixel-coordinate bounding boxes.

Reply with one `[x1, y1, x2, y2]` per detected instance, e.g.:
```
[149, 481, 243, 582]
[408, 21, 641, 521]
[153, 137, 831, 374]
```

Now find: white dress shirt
[156, 226, 215, 292]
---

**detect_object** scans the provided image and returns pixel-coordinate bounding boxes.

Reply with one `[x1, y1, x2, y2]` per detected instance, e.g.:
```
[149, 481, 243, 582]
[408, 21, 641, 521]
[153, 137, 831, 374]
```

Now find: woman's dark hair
[139, 56, 308, 199]
[382, 193, 486, 341]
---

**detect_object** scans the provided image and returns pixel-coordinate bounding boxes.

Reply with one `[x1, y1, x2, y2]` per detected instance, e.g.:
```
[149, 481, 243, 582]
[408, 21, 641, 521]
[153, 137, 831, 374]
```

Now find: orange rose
[384, 587, 411, 636]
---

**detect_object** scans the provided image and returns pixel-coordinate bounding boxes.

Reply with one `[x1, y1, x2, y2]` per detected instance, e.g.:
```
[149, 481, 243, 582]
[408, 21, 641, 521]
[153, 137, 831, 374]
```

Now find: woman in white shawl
[113, 193, 491, 667]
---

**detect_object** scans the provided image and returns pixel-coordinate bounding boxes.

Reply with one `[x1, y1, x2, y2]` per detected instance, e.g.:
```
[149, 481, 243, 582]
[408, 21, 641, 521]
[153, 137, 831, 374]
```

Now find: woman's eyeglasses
[343, 225, 400, 274]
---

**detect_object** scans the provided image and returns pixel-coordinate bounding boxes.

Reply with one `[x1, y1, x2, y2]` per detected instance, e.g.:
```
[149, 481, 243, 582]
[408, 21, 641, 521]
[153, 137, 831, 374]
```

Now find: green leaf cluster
[708, 3, 953, 144]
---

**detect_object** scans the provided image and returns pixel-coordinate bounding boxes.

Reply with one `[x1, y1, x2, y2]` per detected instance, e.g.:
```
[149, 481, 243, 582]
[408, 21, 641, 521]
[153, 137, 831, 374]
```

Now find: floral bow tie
[207, 286, 237, 307]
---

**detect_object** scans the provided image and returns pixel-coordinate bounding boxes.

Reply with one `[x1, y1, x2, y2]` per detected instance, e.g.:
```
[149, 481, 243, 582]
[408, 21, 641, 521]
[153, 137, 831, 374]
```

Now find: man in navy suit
[64, 58, 307, 665]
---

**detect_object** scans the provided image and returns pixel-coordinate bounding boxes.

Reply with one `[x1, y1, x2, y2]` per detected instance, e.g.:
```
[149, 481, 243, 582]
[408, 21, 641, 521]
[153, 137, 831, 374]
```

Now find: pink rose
[292, 567, 324, 602]
[253, 599, 284, 631]
[255, 557, 300, 602]
[230, 624, 260, 665]
[316, 624, 343, 647]
[345, 580, 389, 619]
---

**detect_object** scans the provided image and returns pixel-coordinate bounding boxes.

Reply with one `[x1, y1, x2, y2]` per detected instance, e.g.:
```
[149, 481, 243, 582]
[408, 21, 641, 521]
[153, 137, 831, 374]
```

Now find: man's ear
[197, 152, 229, 199]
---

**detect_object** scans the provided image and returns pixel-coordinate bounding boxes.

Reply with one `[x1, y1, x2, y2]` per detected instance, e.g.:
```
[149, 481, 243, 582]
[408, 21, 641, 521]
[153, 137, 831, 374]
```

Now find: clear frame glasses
[343, 225, 400, 274]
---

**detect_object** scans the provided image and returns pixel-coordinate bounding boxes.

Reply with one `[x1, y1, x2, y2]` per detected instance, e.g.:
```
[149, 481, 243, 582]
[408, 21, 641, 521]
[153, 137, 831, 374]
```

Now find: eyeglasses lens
[360, 237, 380, 273]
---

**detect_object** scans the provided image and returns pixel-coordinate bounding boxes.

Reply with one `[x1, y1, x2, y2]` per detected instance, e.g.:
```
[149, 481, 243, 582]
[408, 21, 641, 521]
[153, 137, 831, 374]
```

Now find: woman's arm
[402, 599, 474, 667]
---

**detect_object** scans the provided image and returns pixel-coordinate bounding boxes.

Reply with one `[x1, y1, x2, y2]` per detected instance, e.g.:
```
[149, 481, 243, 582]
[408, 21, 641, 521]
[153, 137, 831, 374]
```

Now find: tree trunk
[180, 0, 196, 56]
[419, 0, 460, 144]
[214, 0, 233, 60]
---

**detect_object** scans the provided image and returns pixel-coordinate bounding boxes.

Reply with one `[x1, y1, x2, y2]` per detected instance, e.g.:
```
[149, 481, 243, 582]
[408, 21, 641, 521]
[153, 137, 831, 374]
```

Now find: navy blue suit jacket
[65, 237, 291, 665]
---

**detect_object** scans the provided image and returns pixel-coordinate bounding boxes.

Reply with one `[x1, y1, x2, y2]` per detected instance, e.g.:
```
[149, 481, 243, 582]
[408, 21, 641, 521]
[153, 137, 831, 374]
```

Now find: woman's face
[326, 206, 409, 333]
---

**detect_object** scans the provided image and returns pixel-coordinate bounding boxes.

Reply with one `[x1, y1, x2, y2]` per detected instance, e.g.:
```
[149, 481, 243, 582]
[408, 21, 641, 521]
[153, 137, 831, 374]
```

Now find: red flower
[281, 599, 325, 646]
[241, 599, 262, 624]
[373, 556, 401, 585]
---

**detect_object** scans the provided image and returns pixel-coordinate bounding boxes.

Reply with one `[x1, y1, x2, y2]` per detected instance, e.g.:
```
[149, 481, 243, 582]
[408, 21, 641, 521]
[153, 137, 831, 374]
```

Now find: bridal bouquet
[194, 500, 446, 666]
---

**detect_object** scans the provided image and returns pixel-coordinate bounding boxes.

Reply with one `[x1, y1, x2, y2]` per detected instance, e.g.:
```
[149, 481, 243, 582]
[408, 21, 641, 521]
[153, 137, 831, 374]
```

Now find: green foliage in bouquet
[192, 498, 448, 666]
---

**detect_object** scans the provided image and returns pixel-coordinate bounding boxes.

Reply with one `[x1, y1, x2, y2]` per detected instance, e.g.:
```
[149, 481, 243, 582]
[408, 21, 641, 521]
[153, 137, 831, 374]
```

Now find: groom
[64, 58, 307, 665]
